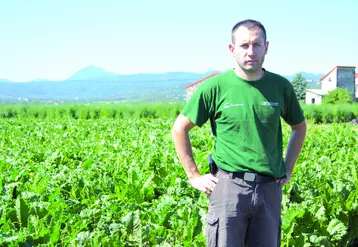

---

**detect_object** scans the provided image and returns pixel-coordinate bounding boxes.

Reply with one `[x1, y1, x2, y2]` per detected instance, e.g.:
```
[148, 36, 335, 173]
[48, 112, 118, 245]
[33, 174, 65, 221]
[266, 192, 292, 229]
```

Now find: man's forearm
[171, 128, 201, 180]
[285, 122, 307, 176]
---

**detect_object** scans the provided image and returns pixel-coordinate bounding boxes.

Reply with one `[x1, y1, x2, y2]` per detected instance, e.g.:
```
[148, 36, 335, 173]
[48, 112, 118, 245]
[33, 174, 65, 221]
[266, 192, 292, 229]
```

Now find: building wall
[321, 68, 337, 91]
[305, 91, 323, 104]
[337, 67, 355, 97]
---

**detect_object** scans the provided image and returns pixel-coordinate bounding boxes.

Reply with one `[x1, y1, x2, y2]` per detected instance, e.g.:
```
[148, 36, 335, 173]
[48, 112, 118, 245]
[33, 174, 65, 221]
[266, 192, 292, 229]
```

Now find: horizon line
[0, 65, 327, 82]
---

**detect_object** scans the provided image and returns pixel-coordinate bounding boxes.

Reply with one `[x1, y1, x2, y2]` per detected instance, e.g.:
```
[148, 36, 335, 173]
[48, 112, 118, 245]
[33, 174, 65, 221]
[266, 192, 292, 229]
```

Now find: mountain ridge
[1, 65, 324, 83]
[0, 66, 324, 102]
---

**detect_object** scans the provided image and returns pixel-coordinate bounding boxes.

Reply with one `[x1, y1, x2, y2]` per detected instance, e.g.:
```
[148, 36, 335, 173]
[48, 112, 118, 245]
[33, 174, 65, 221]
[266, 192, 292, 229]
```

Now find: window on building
[311, 98, 315, 104]
[328, 78, 331, 82]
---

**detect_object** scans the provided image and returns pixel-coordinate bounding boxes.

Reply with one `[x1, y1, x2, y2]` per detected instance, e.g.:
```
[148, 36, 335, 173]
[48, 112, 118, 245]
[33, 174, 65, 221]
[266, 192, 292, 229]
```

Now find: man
[171, 19, 306, 246]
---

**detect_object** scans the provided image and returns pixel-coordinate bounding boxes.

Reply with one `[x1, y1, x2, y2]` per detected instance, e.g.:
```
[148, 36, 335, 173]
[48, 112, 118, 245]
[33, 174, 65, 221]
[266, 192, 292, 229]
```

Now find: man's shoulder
[206, 70, 233, 81]
[215, 69, 235, 80]
[196, 70, 233, 89]
[264, 70, 291, 85]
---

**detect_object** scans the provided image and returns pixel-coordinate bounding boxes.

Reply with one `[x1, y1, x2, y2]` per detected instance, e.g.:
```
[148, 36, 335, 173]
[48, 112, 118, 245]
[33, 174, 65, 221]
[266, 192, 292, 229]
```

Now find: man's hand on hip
[190, 174, 219, 195]
[278, 172, 292, 186]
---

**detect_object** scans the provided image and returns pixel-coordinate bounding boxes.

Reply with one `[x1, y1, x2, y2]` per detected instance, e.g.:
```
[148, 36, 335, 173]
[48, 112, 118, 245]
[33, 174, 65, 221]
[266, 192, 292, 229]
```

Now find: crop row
[0, 103, 357, 124]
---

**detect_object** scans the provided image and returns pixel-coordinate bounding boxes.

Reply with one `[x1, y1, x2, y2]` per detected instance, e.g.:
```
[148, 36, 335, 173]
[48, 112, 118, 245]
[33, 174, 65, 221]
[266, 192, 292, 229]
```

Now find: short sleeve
[181, 80, 216, 127]
[282, 83, 305, 126]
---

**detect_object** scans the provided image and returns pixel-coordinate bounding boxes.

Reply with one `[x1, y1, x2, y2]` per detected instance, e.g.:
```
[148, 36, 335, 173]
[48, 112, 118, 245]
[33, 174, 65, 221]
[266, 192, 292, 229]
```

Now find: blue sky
[0, 0, 357, 82]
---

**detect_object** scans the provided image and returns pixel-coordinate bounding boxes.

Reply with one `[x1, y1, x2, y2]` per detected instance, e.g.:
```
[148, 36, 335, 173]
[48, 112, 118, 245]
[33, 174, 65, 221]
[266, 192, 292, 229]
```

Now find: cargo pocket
[205, 212, 219, 247]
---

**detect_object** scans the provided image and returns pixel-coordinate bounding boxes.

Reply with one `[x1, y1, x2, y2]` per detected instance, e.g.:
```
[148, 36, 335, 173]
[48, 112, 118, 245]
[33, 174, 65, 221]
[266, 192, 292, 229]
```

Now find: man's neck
[234, 67, 264, 81]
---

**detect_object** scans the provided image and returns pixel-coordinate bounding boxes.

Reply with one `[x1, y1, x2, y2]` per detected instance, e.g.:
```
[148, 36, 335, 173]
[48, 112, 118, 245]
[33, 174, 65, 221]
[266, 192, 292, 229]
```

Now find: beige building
[305, 89, 328, 104]
[305, 66, 356, 104]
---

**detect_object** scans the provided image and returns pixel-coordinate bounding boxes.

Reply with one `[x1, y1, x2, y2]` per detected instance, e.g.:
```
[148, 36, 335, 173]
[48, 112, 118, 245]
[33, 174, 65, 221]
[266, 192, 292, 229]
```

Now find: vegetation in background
[322, 88, 354, 105]
[0, 103, 184, 120]
[301, 104, 358, 124]
[291, 73, 308, 101]
[1, 103, 357, 125]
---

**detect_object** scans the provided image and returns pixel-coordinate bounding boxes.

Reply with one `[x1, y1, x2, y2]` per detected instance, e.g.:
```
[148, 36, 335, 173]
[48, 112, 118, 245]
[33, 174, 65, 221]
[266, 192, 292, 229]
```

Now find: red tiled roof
[185, 72, 220, 89]
[320, 66, 356, 81]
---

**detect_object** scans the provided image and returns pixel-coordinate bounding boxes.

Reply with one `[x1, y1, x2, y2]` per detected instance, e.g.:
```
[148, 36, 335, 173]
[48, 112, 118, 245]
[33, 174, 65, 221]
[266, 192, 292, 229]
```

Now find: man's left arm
[280, 120, 307, 186]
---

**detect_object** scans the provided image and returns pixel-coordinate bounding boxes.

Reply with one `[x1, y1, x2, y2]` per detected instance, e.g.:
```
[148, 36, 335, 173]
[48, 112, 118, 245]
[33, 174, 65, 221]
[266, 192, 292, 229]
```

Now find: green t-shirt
[181, 69, 305, 178]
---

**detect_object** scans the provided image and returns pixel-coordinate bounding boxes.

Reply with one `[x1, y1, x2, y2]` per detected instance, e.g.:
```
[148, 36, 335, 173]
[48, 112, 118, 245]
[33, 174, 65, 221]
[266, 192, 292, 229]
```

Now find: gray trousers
[205, 169, 282, 247]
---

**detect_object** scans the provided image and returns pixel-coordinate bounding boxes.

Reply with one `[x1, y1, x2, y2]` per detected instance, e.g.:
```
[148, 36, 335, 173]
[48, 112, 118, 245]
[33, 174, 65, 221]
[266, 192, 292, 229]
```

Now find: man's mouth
[246, 60, 257, 63]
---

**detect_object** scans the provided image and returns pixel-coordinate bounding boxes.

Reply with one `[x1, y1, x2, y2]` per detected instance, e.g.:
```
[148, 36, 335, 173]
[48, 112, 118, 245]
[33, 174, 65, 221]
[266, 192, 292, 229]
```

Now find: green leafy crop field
[0, 117, 357, 246]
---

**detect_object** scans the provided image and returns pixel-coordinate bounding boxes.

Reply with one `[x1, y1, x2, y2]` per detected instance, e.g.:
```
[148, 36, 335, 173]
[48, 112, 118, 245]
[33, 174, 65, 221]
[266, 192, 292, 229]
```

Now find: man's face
[229, 26, 269, 73]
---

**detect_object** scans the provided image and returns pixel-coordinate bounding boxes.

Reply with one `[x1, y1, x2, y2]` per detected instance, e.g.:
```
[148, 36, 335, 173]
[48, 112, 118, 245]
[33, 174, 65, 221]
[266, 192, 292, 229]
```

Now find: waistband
[217, 168, 277, 183]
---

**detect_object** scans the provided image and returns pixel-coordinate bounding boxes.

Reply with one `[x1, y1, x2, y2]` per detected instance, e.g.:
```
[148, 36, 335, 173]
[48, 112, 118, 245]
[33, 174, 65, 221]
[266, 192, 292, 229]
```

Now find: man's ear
[228, 43, 235, 53]
[265, 41, 269, 55]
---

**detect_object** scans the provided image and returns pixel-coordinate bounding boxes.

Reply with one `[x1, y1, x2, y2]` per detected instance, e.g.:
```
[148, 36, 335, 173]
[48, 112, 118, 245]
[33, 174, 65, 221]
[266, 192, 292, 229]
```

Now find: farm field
[0, 105, 357, 246]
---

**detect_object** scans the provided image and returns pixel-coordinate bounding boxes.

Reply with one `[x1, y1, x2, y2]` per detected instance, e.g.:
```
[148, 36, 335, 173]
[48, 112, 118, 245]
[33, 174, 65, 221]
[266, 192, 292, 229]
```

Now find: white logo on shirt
[224, 102, 244, 108]
[262, 101, 279, 107]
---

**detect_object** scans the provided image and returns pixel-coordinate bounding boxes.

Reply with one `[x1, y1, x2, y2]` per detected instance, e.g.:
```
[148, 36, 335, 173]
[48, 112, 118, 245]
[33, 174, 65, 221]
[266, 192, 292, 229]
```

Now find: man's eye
[240, 44, 248, 48]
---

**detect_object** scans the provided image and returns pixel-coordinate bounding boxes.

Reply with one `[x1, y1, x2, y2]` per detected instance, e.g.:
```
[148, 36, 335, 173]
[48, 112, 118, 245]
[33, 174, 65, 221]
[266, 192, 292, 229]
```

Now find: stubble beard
[238, 57, 265, 74]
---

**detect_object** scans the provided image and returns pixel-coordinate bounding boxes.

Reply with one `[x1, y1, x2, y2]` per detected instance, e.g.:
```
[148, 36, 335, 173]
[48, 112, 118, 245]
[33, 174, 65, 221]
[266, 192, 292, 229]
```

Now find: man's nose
[247, 45, 255, 56]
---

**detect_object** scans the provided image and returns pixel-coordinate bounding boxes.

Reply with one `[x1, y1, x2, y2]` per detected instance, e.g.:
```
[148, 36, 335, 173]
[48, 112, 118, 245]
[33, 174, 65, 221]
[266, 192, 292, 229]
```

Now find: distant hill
[0, 66, 219, 102]
[0, 66, 324, 103]
[285, 72, 324, 89]
[0, 79, 13, 84]
[68, 65, 120, 81]
[284, 72, 323, 82]
[283, 72, 323, 89]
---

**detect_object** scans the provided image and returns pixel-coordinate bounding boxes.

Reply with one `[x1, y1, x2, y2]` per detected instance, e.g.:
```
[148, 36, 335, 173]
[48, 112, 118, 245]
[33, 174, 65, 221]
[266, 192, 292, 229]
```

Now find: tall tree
[291, 73, 308, 101]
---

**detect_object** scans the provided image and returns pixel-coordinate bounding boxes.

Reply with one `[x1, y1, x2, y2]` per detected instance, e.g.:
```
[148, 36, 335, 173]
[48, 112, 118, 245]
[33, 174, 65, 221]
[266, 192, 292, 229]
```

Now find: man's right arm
[171, 114, 218, 195]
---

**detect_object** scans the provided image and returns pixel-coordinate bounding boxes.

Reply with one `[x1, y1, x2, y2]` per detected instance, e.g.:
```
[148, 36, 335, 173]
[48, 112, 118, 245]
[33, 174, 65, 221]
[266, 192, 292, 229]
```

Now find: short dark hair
[231, 19, 267, 44]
